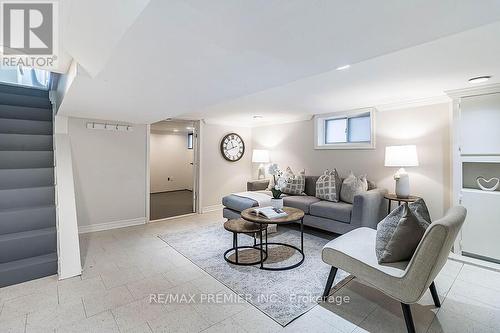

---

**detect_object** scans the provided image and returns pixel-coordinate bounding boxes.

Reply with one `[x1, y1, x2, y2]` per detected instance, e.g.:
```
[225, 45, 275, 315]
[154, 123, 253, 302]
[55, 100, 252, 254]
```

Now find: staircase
[0, 83, 58, 287]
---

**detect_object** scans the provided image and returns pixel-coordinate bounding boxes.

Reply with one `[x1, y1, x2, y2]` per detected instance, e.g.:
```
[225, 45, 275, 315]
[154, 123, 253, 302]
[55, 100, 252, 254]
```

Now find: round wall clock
[220, 133, 245, 162]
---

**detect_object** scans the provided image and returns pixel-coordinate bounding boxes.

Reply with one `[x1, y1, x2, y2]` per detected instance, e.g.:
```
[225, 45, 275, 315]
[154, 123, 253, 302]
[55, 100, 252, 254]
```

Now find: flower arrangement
[268, 163, 292, 199]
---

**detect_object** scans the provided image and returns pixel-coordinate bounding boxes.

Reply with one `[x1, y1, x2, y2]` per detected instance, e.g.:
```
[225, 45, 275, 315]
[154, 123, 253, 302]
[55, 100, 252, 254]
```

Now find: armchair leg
[322, 266, 338, 299]
[401, 303, 416, 333]
[429, 281, 441, 307]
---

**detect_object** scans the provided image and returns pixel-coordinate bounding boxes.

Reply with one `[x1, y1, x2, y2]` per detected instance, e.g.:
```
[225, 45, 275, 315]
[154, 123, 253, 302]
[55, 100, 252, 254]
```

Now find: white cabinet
[450, 85, 500, 264]
[460, 92, 500, 155]
[461, 189, 500, 262]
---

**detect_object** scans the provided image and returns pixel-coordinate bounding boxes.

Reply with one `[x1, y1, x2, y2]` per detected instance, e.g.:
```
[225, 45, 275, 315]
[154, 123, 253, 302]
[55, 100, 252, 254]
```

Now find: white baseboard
[202, 204, 224, 213]
[150, 213, 197, 223]
[78, 217, 146, 234]
[449, 252, 500, 273]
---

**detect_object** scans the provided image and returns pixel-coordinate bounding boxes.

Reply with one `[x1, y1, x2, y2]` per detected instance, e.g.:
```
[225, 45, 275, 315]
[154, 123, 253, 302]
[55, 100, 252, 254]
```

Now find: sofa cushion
[309, 200, 353, 223]
[375, 203, 426, 263]
[247, 179, 270, 191]
[316, 169, 342, 202]
[340, 171, 368, 204]
[283, 196, 320, 214]
[304, 175, 320, 196]
[222, 194, 259, 212]
[409, 198, 432, 226]
[322, 227, 408, 279]
[283, 167, 306, 195]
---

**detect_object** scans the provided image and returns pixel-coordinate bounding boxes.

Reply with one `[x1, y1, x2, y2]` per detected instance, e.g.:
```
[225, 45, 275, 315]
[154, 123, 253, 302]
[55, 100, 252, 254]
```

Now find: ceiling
[58, 0, 500, 125]
[192, 21, 500, 126]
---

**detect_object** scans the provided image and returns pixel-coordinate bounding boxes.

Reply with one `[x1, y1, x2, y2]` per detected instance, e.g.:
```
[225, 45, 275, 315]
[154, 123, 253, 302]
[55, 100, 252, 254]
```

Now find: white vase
[395, 172, 410, 198]
[270, 198, 283, 209]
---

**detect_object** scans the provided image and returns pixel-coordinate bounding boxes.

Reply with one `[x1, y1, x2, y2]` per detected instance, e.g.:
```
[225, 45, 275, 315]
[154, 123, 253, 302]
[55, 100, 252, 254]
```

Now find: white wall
[200, 123, 252, 210]
[251, 103, 452, 220]
[54, 115, 81, 279]
[150, 131, 193, 193]
[66, 103, 451, 227]
[68, 117, 252, 227]
[68, 117, 147, 230]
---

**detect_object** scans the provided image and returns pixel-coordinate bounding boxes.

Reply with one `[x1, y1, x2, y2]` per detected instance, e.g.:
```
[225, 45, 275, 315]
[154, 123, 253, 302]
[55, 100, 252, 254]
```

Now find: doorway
[148, 119, 198, 221]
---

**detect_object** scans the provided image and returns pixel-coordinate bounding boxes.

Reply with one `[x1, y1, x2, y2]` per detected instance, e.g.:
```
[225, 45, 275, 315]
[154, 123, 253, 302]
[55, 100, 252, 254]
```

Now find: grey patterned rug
[159, 224, 352, 326]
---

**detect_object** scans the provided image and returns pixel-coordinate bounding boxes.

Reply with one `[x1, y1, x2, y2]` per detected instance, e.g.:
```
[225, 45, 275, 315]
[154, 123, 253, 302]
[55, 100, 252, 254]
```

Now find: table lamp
[252, 149, 270, 179]
[384, 145, 419, 198]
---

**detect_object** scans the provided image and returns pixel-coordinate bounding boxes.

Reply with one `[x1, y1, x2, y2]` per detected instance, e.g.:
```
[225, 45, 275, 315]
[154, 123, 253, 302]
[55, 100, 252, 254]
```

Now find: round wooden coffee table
[240, 206, 305, 271]
[223, 219, 268, 266]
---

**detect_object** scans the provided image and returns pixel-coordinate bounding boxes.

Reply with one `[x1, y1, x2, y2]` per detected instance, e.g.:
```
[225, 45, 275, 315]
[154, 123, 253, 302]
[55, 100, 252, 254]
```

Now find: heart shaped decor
[476, 176, 500, 191]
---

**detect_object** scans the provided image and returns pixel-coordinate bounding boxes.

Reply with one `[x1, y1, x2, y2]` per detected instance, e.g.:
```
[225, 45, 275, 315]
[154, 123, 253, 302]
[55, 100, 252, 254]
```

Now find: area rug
[159, 224, 352, 326]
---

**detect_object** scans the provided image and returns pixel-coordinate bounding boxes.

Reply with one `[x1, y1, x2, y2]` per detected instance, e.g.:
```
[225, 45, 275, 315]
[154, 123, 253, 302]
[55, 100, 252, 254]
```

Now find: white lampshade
[252, 149, 270, 163]
[384, 145, 419, 167]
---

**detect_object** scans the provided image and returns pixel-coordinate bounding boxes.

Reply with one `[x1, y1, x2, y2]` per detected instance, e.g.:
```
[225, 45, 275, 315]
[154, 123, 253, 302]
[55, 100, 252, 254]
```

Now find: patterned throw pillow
[339, 171, 368, 204]
[376, 203, 426, 263]
[316, 169, 341, 202]
[409, 198, 432, 227]
[283, 167, 306, 195]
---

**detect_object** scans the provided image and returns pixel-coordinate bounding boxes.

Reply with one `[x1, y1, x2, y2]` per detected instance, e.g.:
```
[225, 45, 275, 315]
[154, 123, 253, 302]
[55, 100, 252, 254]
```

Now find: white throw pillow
[339, 171, 368, 203]
[316, 169, 341, 202]
[283, 167, 306, 195]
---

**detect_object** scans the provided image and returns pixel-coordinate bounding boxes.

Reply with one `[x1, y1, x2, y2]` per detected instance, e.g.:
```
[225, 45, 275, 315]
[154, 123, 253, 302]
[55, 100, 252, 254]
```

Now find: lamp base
[257, 164, 266, 180]
[394, 168, 410, 198]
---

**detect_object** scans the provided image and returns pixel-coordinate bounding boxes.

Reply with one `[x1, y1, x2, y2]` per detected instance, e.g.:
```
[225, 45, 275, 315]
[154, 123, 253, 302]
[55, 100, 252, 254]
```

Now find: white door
[461, 189, 500, 262]
[460, 93, 500, 155]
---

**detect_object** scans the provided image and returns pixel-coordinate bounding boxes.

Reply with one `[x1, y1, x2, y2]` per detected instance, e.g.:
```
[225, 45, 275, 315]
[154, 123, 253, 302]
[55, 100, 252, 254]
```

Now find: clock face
[220, 133, 245, 162]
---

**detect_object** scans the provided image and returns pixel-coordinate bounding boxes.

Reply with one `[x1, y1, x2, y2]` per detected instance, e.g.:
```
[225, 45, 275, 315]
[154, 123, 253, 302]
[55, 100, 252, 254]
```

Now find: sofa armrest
[351, 188, 388, 229]
[247, 179, 270, 191]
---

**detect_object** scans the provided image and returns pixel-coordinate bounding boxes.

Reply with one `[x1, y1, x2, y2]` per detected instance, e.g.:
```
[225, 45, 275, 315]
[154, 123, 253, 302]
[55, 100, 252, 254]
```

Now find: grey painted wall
[251, 103, 452, 220]
[68, 117, 147, 227]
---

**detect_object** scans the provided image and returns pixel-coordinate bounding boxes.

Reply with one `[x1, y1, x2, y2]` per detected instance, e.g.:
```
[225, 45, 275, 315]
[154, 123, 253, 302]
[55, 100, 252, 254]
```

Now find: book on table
[250, 206, 288, 219]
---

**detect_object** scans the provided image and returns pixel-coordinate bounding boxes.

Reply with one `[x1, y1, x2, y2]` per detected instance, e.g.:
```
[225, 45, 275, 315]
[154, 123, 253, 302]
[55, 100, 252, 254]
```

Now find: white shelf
[461, 155, 500, 163]
[461, 188, 500, 196]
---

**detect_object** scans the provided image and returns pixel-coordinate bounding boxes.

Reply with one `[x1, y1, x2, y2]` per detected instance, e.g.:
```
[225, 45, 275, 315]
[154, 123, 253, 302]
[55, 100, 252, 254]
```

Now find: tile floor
[0, 211, 499, 333]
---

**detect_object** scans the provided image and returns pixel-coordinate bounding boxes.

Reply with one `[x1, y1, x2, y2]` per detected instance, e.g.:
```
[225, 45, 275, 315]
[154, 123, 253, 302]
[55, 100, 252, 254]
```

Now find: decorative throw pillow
[409, 198, 432, 227]
[376, 203, 427, 263]
[316, 169, 341, 202]
[339, 171, 368, 204]
[283, 167, 306, 195]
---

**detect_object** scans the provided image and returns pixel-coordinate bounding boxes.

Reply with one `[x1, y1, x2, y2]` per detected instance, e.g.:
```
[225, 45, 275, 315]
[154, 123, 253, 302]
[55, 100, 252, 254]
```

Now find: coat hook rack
[86, 122, 133, 132]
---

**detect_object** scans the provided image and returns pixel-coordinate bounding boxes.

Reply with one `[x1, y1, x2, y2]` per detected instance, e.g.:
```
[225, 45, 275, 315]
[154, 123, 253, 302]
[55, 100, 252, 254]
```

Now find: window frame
[314, 108, 376, 150]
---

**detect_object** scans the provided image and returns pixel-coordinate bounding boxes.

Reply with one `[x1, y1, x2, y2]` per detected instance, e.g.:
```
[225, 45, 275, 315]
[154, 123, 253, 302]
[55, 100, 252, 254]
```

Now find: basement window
[314, 109, 375, 149]
[187, 133, 193, 149]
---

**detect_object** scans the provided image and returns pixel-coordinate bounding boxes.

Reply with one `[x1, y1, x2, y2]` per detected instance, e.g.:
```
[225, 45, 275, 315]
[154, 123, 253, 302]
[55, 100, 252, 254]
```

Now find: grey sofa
[222, 176, 388, 234]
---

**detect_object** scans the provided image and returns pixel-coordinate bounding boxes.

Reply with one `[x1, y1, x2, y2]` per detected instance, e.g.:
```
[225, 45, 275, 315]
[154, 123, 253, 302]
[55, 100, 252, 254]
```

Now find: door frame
[146, 119, 201, 223]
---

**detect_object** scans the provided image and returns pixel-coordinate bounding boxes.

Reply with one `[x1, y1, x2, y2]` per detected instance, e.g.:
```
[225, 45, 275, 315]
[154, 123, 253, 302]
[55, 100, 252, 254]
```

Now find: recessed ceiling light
[186, 126, 193, 130]
[336, 64, 350, 71]
[173, 129, 179, 132]
[468, 76, 491, 84]
[253, 115, 264, 119]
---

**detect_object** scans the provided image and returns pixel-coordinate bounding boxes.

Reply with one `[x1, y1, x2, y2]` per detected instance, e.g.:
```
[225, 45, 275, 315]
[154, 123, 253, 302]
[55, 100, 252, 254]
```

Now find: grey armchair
[321, 206, 467, 333]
